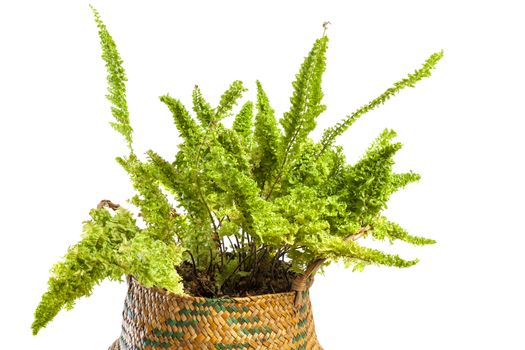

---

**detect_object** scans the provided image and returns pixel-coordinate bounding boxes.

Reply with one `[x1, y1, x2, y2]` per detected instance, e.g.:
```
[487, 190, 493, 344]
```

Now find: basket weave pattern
[109, 277, 322, 350]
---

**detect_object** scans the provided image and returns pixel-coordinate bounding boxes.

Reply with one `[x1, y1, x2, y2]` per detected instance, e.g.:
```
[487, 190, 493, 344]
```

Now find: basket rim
[127, 275, 299, 303]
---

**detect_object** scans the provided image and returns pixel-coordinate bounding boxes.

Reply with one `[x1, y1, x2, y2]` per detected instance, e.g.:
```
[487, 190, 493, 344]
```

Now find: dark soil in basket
[176, 254, 299, 298]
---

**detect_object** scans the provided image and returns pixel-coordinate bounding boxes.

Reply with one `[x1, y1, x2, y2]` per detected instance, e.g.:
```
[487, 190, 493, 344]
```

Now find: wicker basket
[108, 276, 322, 350]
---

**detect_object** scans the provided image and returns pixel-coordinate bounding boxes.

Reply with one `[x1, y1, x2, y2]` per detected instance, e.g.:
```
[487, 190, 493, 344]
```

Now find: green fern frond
[116, 155, 177, 243]
[317, 50, 444, 158]
[342, 129, 403, 222]
[204, 143, 292, 245]
[160, 94, 203, 147]
[118, 231, 185, 293]
[215, 80, 246, 121]
[146, 150, 182, 195]
[192, 85, 214, 126]
[252, 81, 282, 190]
[389, 171, 421, 194]
[321, 235, 419, 268]
[32, 207, 184, 335]
[262, 35, 328, 200]
[370, 216, 436, 245]
[90, 5, 133, 152]
[280, 36, 328, 159]
[233, 101, 254, 141]
[146, 149, 209, 228]
[32, 207, 182, 335]
[216, 126, 251, 174]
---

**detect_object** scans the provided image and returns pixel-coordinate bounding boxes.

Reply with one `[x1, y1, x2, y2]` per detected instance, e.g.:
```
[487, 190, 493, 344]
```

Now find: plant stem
[299, 225, 371, 283]
[221, 246, 266, 289]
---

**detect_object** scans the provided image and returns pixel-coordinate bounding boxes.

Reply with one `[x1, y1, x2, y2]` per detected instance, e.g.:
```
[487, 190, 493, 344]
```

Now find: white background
[1, 1, 524, 349]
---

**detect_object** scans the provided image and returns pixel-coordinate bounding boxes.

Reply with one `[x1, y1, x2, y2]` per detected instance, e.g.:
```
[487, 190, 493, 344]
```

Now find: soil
[176, 258, 299, 298]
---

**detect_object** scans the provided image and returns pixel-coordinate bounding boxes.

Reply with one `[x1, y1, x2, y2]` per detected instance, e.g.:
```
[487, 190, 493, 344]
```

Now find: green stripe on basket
[296, 344, 307, 350]
[226, 316, 260, 325]
[214, 305, 250, 312]
[178, 308, 211, 316]
[293, 331, 307, 343]
[239, 325, 273, 335]
[193, 299, 221, 307]
[215, 343, 250, 349]
[142, 338, 172, 348]
[152, 328, 184, 339]
[297, 318, 308, 328]
[298, 304, 307, 314]
[165, 319, 199, 327]
[192, 297, 235, 307]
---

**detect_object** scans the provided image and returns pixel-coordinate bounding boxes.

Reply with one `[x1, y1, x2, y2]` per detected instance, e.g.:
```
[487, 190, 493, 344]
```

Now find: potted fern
[32, 6, 442, 350]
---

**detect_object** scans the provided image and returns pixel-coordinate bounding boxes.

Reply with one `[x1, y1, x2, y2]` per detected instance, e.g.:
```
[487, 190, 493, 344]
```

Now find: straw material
[109, 276, 322, 349]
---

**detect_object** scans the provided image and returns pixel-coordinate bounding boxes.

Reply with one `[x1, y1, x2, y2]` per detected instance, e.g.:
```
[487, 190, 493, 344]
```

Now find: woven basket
[108, 276, 322, 350]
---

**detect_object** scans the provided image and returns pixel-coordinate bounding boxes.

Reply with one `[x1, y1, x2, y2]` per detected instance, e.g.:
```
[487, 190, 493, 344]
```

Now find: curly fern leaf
[341, 129, 403, 222]
[90, 5, 133, 152]
[215, 80, 246, 121]
[32, 207, 184, 335]
[216, 125, 251, 174]
[160, 94, 203, 147]
[252, 80, 282, 191]
[369, 216, 436, 245]
[321, 234, 419, 269]
[204, 144, 293, 245]
[192, 85, 214, 126]
[233, 101, 254, 141]
[280, 36, 328, 160]
[118, 231, 185, 292]
[116, 155, 179, 243]
[317, 50, 444, 158]
[146, 150, 181, 195]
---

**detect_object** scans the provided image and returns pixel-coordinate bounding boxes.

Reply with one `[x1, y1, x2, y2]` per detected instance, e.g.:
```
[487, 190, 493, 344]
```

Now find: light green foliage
[33, 9, 185, 335]
[90, 5, 133, 152]
[369, 216, 436, 245]
[160, 94, 203, 148]
[215, 80, 246, 121]
[340, 129, 414, 223]
[320, 235, 420, 270]
[34, 7, 442, 335]
[233, 101, 254, 141]
[118, 231, 184, 293]
[116, 155, 181, 243]
[252, 81, 282, 192]
[192, 85, 214, 125]
[317, 50, 444, 158]
[32, 207, 184, 335]
[280, 36, 328, 174]
[216, 126, 251, 174]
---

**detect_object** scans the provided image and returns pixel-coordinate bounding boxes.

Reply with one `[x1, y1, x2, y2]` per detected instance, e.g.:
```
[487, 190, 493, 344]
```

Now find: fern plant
[32, 7, 442, 335]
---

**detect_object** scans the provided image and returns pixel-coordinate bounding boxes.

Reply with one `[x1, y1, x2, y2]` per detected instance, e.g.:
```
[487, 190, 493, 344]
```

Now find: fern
[317, 50, 444, 158]
[90, 5, 133, 152]
[160, 94, 203, 148]
[369, 216, 436, 245]
[233, 101, 254, 140]
[215, 80, 246, 121]
[192, 85, 214, 126]
[32, 207, 184, 335]
[116, 155, 179, 243]
[252, 81, 282, 192]
[34, 7, 442, 335]
[280, 36, 328, 167]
